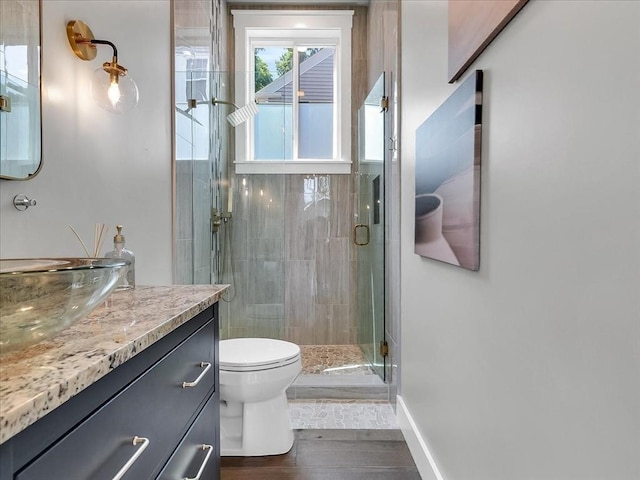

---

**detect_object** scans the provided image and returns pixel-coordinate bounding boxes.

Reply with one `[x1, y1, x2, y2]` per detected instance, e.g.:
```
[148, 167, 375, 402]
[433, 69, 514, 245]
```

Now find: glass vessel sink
[0, 258, 129, 353]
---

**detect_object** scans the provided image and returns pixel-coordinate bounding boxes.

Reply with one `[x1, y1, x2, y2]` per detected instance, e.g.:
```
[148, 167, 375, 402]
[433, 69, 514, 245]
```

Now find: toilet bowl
[219, 338, 301, 456]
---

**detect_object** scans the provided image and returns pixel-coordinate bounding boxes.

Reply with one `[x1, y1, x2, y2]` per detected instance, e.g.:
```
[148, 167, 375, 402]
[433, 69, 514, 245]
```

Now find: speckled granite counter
[0, 284, 228, 444]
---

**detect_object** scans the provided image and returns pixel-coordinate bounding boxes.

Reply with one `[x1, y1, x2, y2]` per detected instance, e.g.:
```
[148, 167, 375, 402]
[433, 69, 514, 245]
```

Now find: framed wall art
[448, 0, 528, 82]
[414, 70, 483, 271]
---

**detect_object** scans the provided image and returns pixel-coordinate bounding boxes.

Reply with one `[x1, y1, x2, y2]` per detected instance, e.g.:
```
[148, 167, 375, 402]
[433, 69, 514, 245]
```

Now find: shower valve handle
[211, 208, 222, 233]
[211, 208, 232, 233]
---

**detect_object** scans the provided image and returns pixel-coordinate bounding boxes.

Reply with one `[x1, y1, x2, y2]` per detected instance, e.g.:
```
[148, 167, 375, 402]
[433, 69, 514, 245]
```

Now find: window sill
[235, 161, 352, 175]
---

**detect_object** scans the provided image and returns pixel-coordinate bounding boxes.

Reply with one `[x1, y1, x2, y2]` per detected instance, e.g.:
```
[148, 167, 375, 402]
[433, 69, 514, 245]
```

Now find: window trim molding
[232, 10, 353, 175]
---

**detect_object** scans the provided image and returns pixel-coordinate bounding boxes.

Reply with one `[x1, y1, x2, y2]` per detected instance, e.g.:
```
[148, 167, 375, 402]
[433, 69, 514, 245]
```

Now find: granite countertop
[0, 284, 228, 444]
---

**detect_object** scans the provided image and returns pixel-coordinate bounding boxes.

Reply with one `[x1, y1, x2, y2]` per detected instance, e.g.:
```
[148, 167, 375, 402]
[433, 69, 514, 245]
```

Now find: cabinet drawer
[157, 393, 219, 480]
[17, 320, 216, 480]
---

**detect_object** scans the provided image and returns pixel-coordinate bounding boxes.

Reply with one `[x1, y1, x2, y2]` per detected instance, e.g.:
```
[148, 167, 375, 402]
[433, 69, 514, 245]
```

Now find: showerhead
[226, 102, 259, 127]
[212, 98, 259, 127]
[183, 98, 259, 127]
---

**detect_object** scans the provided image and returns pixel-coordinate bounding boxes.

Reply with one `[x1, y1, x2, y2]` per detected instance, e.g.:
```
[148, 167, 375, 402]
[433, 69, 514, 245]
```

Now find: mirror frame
[0, 0, 43, 181]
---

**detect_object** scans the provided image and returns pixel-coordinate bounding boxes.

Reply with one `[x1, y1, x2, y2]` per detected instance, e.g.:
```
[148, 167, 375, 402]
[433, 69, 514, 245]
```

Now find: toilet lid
[219, 338, 300, 370]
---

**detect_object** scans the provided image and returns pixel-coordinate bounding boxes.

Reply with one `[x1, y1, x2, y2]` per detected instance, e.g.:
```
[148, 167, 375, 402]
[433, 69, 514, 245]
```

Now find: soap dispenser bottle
[105, 225, 135, 290]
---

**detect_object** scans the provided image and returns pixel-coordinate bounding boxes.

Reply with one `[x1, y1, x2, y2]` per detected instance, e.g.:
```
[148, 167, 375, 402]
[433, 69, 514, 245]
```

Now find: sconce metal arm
[74, 37, 126, 79]
[66, 20, 120, 65]
[85, 39, 118, 61]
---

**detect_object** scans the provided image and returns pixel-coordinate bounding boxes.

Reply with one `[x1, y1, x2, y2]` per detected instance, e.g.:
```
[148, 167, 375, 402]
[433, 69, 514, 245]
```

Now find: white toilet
[219, 338, 301, 456]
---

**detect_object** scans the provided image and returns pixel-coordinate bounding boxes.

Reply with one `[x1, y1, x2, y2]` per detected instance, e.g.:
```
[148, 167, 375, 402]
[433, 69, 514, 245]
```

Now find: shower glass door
[175, 69, 215, 284]
[356, 73, 386, 380]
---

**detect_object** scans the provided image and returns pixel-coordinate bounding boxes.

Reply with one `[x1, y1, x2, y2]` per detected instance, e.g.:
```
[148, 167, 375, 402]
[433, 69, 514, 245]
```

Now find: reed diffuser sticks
[68, 223, 108, 258]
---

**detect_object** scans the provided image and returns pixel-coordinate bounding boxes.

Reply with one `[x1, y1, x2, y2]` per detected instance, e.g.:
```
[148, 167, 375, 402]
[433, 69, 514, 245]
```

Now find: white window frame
[232, 10, 353, 174]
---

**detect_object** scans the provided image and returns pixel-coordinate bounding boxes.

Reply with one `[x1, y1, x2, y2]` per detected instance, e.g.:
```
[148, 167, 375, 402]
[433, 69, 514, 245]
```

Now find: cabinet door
[17, 320, 216, 480]
[157, 393, 219, 480]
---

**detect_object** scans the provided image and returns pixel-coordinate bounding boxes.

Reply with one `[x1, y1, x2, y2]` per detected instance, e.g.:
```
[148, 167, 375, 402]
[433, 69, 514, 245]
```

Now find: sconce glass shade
[90, 65, 139, 114]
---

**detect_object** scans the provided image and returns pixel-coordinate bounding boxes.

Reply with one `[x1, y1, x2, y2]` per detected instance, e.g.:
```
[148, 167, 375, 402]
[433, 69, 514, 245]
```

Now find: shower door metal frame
[356, 72, 388, 382]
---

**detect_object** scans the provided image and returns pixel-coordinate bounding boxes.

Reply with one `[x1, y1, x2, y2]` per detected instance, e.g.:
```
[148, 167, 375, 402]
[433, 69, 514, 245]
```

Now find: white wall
[0, 0, 173, 285]
[400, 1, 640, 479]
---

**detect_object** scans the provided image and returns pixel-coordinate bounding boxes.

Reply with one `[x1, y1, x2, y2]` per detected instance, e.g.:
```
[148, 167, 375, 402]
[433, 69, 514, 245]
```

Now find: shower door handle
[353, 224, 370, 246]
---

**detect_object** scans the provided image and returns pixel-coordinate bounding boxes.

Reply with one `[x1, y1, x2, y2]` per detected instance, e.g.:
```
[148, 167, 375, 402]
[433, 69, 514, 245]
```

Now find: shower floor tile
[289, 400, 398, 429]
[300, 345, 375, 375]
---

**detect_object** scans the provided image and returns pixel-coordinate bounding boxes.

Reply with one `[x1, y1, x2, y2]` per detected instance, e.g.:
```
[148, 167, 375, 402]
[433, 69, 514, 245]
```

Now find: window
[232, 10, 353, 174]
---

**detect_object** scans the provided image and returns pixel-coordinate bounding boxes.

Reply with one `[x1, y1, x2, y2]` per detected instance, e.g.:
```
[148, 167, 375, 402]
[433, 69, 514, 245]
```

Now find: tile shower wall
[219, 173, 358, 345]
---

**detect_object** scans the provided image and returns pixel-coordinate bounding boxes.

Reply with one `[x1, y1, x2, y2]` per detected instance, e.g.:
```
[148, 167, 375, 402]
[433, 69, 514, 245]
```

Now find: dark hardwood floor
[221, 429, 421, 480]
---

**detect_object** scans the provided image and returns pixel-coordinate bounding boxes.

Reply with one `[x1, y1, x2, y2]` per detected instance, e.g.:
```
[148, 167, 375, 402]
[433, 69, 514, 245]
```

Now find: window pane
[254, 47, 293, 161]
[298, 47, 334, 160]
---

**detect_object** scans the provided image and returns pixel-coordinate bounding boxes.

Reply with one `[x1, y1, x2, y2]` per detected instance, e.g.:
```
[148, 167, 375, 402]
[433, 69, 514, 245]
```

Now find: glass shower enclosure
[175, 70, 231, 285]
[174, 68, 389, 383]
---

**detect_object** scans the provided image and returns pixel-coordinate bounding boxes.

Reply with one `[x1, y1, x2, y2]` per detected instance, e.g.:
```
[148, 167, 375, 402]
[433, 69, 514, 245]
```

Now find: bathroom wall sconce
[66, 20, 139, 113]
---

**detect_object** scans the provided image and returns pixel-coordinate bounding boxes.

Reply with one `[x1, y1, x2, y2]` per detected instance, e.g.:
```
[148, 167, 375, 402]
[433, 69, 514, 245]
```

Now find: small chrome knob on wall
[13, 194, 37, 211]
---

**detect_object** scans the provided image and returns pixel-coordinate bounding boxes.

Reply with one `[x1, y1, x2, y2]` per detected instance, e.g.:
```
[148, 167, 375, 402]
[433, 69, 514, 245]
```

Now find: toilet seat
[220, 338, 301, 372]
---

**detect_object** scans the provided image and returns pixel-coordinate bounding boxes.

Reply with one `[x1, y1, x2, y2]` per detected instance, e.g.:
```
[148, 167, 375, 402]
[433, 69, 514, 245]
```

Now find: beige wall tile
[316, 238, 351, 305]
[285, 261, 317, 326]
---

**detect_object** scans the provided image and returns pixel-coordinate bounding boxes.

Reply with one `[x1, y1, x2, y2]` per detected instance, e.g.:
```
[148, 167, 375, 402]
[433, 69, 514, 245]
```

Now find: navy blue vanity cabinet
[0, 304, 220, 480]
[156, 393, 219, 480]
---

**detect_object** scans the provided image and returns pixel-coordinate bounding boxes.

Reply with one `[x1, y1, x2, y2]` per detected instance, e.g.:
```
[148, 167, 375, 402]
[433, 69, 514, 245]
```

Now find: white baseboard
[396, 395, 445, 480]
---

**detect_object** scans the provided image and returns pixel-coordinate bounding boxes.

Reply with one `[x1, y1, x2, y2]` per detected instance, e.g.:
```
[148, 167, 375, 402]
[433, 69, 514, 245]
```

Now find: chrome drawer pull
[111, 436, 150, 480]
[182, 362, 212, 388]
[184, 444, 213, 480]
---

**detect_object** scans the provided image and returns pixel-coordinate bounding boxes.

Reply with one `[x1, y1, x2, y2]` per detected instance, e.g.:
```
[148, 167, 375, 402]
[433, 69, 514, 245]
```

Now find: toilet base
[220, 391, 294, 456]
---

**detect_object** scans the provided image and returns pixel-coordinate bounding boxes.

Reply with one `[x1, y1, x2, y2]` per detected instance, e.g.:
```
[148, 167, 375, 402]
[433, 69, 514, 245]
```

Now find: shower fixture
[224, 101, 259, 127]
[210, 98, 237, 108]
[182, 98, 259, 126]
[211, 208, 232, 234]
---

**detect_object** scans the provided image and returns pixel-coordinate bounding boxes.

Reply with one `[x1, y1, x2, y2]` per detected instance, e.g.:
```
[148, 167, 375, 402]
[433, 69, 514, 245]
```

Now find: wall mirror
[0, 0, 42, 180]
